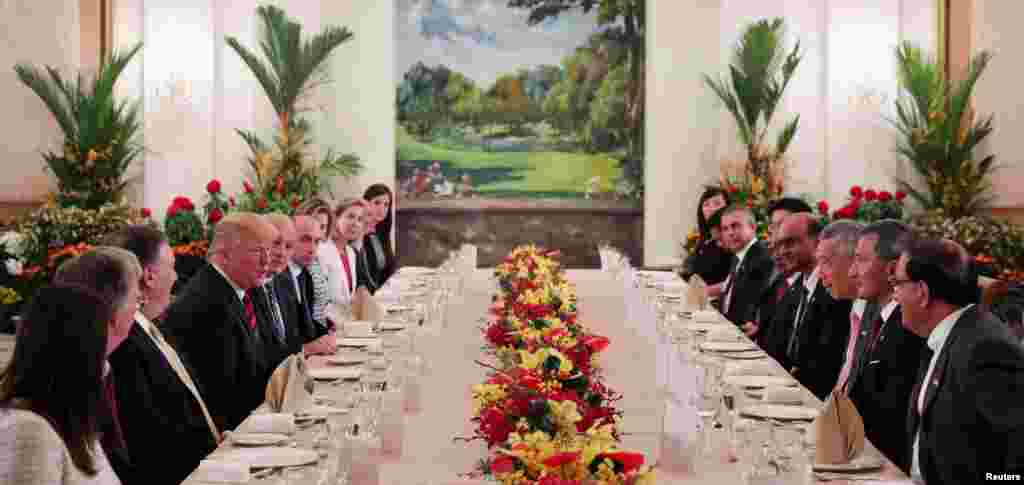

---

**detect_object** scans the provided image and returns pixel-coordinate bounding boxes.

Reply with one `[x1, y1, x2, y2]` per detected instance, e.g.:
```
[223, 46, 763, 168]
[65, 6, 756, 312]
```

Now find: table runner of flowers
[462, 245, 655, 484]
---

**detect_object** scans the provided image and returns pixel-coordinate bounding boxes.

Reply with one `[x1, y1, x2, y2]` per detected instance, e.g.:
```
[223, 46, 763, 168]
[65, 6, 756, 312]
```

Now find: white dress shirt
[317, 240, 358, 304]
[911, 304, 973, 481]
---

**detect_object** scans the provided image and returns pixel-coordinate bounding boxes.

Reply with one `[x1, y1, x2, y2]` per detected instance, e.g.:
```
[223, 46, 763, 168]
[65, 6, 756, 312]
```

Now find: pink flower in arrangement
[895, 191, 907, 201]
[172, 196, 195, 211]
[850, 186, 863, 198]
[243, 181, 254, 193]
[864, 189, 878, 201]
[206, 179, 222, 194]
[229, 196, 236, 207]
[140, 208, 152, 218]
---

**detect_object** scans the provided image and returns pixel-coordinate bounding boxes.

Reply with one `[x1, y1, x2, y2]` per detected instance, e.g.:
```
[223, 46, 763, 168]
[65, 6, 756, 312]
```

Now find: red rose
[490, 455, 516, 475]
[275, 177, 285, 194]
[841, 207, 857, 219]
[850, 186, 863, 198]
[583, 335, 610, 353]
[849, 197, 862, 210]
[290, 196, 301, 209]
[543, 451, 580, 468]
[257, 197, 269, 210]
[878, 191, 893, 202]
[140, 208, 152, 218]
[166, 206, 178, 218]
[486, 323, 509, 347]
[206, 179, 222, 194]
[480, 407, 513, 445]
[172, 196, 194, 211]
[243, 181, 254, 193]
[727, 185, 738, 193]
[817, 200, 829, 215]
[895, 191, 907, 201]
[229, 196, 236, 207]
[208, 208, 224, 224]
[864, 189, 877, 201]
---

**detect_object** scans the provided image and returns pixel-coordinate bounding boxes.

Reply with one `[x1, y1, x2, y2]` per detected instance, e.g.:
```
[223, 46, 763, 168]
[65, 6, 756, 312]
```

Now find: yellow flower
[751, 175, 764, 195]
[548, 399, 582, 431]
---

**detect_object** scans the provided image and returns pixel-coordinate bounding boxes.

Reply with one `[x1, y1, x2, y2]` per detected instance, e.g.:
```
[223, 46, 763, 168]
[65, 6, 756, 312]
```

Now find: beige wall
[18, 1, 1024, 265]
[1, 1, 81, 205]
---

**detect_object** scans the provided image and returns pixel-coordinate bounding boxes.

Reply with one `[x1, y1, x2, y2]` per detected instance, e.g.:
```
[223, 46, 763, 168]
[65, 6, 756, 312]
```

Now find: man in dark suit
[843, 220, 923, 472]
[105, 225, 219, 485]
[292, 215, 335, 355]
[162, 212, 277, 431]
[896, 238, 1024, 484]
[744, 197, 813, 339]
[254, 214, 308, 370]
[718, 205, 775, 327]
[769, 213, 850, 399]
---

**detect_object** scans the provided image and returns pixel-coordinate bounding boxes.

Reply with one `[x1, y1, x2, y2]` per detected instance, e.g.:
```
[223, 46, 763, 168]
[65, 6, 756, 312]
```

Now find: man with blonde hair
[162, 212, 277, 431]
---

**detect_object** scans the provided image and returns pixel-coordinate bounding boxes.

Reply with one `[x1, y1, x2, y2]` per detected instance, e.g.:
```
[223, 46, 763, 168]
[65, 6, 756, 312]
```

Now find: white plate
[229, 433, 290, 447]
[297, 405, 349, 418]
[339, 338, 382, 348]
[813, 454, 885, 472]
[725, 375, 798, 389]
[326, 353, 367, 366]
[740, 404, 819, 421]
[378, 321, 406, 331]
[717, 350, 769, 360]
[385, 305, 416, 313]
[308, 367, 362, 381]
[657, 293, 683, 300]
[400, 267, 436, 274]
[216, 447, 319, 469]
[700, 341, 759, 352]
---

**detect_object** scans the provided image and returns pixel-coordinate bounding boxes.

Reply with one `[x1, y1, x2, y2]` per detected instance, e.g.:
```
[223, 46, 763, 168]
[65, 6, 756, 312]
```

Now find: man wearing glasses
[163, 212, 277, 431]
[845, 220, 924, 473]
[896, 238, 1024, 485]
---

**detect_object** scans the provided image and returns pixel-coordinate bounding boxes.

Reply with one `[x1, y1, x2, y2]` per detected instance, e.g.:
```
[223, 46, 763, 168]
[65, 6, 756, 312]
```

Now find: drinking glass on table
[696, 372, 722, 460]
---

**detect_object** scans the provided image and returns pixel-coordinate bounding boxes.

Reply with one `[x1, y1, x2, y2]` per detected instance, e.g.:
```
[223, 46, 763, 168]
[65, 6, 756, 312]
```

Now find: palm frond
[226, 37, 284, 116]
[14, 64, 77, 139]
[776, 115, 799, 157]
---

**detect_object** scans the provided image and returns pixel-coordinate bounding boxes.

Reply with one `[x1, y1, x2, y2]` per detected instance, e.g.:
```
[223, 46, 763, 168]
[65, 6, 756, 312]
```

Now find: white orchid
[5, 259, 23, 277]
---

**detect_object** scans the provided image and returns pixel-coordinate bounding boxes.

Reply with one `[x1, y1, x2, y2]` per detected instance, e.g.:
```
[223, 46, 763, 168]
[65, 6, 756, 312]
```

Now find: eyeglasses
[889, 276, 916, 288]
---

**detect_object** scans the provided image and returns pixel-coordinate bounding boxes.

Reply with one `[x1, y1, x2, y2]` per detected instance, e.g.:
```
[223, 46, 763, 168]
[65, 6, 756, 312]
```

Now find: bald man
[773, 213, 852, 399]
[162, 212, 277, 431]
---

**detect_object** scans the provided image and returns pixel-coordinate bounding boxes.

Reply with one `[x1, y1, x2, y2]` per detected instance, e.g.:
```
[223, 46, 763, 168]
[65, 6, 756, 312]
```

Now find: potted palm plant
[704, 18, 801, 209]
[891, 41, 995, 219]
[14, 43, 143, 210]
[226, 6, 361, 204]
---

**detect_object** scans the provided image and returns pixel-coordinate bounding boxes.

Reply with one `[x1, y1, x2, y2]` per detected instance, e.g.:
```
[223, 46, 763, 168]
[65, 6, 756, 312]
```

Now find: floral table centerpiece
[462, 245, 655, 484]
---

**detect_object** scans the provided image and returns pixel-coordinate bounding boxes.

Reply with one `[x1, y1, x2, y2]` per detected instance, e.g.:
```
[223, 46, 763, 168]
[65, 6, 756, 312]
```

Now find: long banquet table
[184, 268, 910, 484]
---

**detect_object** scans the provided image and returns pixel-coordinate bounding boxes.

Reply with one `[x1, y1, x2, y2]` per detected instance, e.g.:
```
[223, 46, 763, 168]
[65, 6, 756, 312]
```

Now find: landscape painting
[395, 0, 645, 206]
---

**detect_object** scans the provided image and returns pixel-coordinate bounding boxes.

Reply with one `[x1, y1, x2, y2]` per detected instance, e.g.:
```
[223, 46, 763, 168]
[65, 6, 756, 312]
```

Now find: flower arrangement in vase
[825, 186, 908, 223]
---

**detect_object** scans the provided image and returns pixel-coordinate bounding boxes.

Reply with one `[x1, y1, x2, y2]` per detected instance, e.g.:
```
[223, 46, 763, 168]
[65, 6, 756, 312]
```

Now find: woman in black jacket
[681, 187, 733, 285]
[358, 184, 397, 293]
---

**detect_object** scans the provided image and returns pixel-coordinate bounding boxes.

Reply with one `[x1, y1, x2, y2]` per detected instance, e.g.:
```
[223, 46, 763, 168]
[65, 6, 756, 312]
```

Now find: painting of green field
[396, 126, 620, 198]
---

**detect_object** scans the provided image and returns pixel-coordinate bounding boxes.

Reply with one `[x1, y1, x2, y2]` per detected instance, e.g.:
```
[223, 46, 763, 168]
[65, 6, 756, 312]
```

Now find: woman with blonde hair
[318, 198, 367, 307]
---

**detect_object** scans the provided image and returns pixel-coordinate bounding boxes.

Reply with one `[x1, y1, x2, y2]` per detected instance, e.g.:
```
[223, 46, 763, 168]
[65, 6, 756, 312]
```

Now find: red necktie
[775, 280, 788, 304]
[243, 292, 257, 329]
[338, 246, 354, 295]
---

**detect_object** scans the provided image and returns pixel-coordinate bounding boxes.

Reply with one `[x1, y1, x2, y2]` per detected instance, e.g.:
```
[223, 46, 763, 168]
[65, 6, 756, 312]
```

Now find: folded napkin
[687, 275, 708, 309]
[814, 393, 866, 464]
[264, 354, 315, 414]
[192, 459, 250, 483]
[761, 386, 804, 405]
[725, 361, 781, 377]
[235, 413, 296, 435]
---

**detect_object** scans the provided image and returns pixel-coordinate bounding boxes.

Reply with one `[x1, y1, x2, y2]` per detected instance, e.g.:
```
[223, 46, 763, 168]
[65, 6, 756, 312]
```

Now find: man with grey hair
[717, 204, 775, 326]
[162, 212, 277, 431]
[846, 219, 925, 473]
